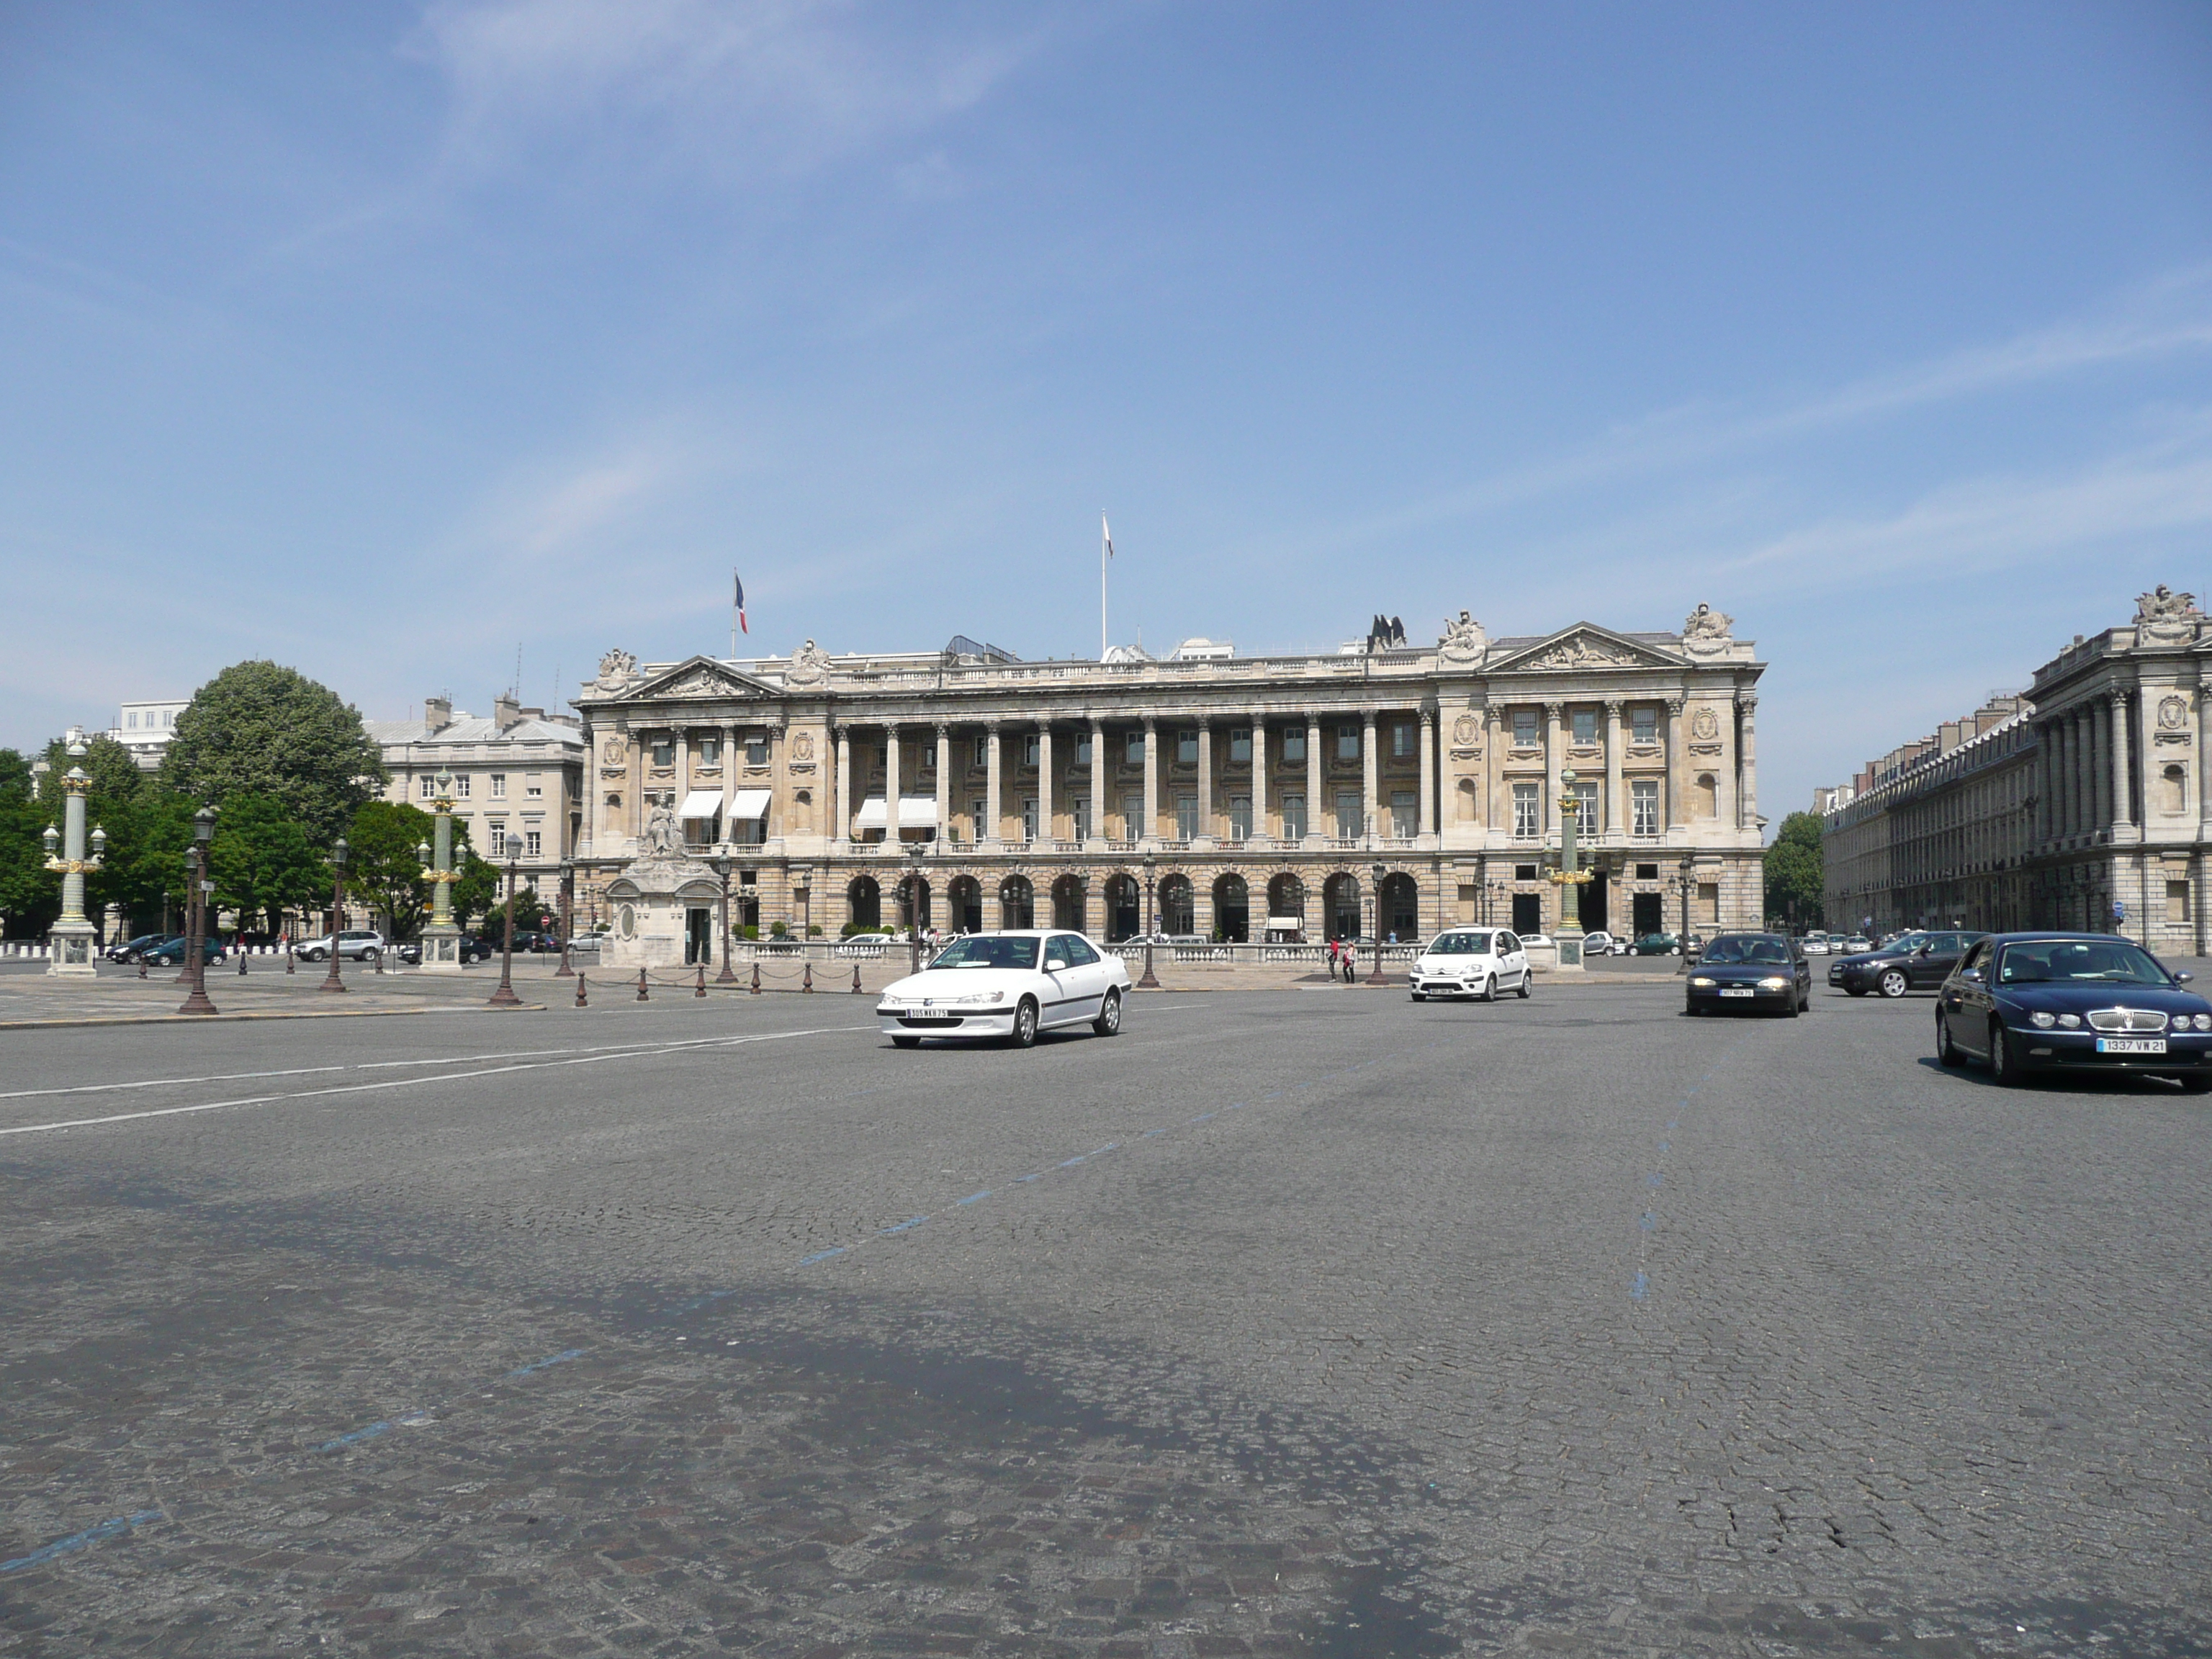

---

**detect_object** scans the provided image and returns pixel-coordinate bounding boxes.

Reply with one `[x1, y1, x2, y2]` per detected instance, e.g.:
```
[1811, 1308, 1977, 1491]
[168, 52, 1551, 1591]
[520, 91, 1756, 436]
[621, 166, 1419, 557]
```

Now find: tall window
[524, 830, 543, 859]
[490, 773, 507, 799]
[1572, 778, 1599, 831]
[1122, 792, 1144, 838]
[1632, 706, 1658, 745]
[1335, 791, 1363, 837]
[974, 734, 989, 768]
[487, 819, 507, 853]
[1177, 730, 1200, 765]
[1228, 795, 1252, 839]
[1390, 790, 1416, 837]
[1023, 732, 1040, 768]
[1337, 725, 1361, 761]
[1229, 729, 1251, 764]
[1176, 794, 1200, 839]
[1022, 798, 1038, 842]
[1571, 709, 1597, 746]
[1125, 731, 1146, 765]
[1072, 799, 1092, 841]
[1281, 792, 1308, 840]
[418, 776, 436, 799]
[970, 798, 988, 839]
[1391, 722, 1415, 758]
[452, 774, 471, 799]
[1512, 710, 1539, 748]
[696, 737, 719, 767]
[1512, 782, 1539, 838]
[1074, 732, 1092, 765]
[746, 733, 769, 765]
[1282, 728, 1307, 764]
[1632, 779, 1660, 837]
[650, 739, 673, 768]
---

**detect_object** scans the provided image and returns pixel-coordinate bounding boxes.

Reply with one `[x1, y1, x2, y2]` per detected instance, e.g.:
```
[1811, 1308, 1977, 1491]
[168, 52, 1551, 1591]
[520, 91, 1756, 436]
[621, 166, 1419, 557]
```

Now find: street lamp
[319, 836, 349, 994]
[178, 806, 220, 1014]
[42, 734, 104, 979]
[420, 767, 462, 972]
[904, 839, 926, 976]
[713, 852, 737, 984]
[487, 835, 523, 1007]
[1676, 857, 1695, 974]
[1367, 860, 1390, 985]
[556, 856, 577, 978]
[1138, 851, 1161, 989]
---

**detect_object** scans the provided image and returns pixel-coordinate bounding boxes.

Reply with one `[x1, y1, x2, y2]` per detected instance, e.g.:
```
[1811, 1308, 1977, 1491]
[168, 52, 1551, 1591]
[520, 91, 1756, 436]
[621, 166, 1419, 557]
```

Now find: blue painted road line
[504, 1348, 586, 1380]
[796, 1246, 847, 1266]
[878, 1215, 927, 1234]
[956, 1190, 992, 1205]
[318, 1411, 432, 1453]
[1, 1510, 163, 1575]
[1629, 1272, 1649, 1301]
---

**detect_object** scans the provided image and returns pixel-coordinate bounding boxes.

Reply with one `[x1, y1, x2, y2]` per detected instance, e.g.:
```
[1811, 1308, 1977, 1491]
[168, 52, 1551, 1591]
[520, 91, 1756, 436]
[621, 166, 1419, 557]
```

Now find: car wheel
[891, 1034, 921, 1049]
[1987, 1019, 2022, 1087]
[363, 948, 379, 963]
[1009, 997, 1039, 1048]
[1092, 989, 1123, 1037]
[2178, 1073, 2212, 1094]
[1480, 974, 1496, 1003]
[1936, 1012, 1964, 1066]
[1877, 968, 1909, 999]
[1516, 972, 1531, 1000]
[1846, 986, 1866, 997]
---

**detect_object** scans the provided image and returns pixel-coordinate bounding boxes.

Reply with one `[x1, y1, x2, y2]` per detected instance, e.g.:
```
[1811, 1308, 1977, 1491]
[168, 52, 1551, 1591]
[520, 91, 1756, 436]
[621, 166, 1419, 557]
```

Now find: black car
[1685, 932, 1812, 1017]
[1829, 929, 1983, 998]
[145, 935, 225, 966]
[1936, 932, 2212, 1090]
[107, 932, 173, 963]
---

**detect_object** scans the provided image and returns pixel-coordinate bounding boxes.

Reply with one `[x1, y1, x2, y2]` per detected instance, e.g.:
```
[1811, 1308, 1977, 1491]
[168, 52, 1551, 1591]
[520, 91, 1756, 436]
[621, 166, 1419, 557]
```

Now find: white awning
[854, 796, 940, 830]
[728, 788, 773, 821]
[677, 790, 724, 820]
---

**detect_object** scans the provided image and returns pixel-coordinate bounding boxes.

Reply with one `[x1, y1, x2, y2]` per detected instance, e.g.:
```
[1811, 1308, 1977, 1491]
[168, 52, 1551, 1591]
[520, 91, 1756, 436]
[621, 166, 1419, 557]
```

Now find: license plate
[1719, 988, 1755, 998]
[2096, 1038, 2165, 1054]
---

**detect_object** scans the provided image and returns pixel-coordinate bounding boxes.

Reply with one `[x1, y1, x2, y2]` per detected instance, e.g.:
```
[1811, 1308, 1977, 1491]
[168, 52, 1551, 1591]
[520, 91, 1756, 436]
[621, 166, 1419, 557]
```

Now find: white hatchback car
[1407, 928, 1532, 1002]
[877, 930, 1133, 1048]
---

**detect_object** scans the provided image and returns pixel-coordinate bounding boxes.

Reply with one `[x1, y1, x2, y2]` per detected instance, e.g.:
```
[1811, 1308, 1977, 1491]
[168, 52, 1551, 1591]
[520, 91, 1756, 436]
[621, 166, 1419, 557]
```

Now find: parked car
[1936, 932, 2212, 1090]
[292, 929, 387, 963]
[878, 929, 1131, 1048]
[145, 934, 225, 966]
[107, 932, 174, 963]
[1801, 932, 1831, 956]
[1840, 935, 1872, 953]
[1685, 932, 1811, 1017]
[1580, 930, 1619, 957]
[1628, 932, 1681, 956]
[1829, 930, 1984, 998]
[1408, 928, 1532, 1002]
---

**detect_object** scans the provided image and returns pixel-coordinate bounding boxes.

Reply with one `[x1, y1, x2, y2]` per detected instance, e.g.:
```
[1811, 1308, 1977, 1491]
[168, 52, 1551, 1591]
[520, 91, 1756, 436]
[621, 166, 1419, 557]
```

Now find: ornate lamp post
[557, 856, 577, 978]
[1138, 851, 1161, 989]
[488, 835, 523, 1007]
[1546, 768, 1593, 971]
[1676, 857, 1696, 974]
[713, 852, 737, 984]
[178, 806, 219, 1014]
[42, 733, 104, 978]
[421, 767, 462, 972]
[319, 837, 349, 993]
[1366, 860, 1390, 984]
[904, 840, 926, 976]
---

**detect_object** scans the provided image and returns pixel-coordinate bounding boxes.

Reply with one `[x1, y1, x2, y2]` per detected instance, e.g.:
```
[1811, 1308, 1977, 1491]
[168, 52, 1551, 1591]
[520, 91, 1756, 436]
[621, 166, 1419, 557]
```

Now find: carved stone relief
[1690, 707, 1722, 742]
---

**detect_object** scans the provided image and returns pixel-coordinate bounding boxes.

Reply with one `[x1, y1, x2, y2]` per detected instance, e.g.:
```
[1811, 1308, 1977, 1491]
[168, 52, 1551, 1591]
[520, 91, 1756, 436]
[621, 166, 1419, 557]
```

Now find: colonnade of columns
[2036, 691, 2141, 847]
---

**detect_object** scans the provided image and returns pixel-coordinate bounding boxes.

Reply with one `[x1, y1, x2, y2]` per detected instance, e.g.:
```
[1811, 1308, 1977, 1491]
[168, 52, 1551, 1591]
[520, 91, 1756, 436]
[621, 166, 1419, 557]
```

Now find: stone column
[1419, 707, 1437, 838]
[1665, 698, 1686, 832]
[834, 727, 851, 845]
[1736, 694, 1758, 832]
[2110, 690, 2134, 833]
[2072, 706, 2090, 840]
[1483, 703, 1499, 830]
[985, 720, 1003, 846]
[719, 722, 737, 837]
[1143, 718, 1160, 845]
[2036, 721, 2054, 845]
[881, 722, 902, 846]
[935, 726, 952, 844]
[1603, 699, 1624, 842]
[1544, 702, 1563, 837]
[1089, 717, 1108, 848]
[1362, 712, 1379, 842]
[1195, 716, 1213, 842]
[2086, 702, 2107, 836]
[1038, 722, 1054, 845]
[1306, 714, 1324, 845]
[1251, 719, 1269, 840]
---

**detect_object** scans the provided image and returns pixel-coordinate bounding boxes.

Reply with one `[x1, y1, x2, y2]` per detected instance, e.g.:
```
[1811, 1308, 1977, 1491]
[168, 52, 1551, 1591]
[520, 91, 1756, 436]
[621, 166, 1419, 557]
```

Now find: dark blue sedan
[1936, 932, 2212, 1090]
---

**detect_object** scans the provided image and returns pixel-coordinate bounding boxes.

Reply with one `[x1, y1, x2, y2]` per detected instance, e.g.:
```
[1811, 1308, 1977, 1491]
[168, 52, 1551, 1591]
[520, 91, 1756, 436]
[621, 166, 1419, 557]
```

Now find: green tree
[210, 793, 328, 936]
[35, 734, 148, 812]
[478, 886, 548, 940]
[1763, 811, 1826, 932]
[0, 750, 56, 940]
[99, 792, 197, 938]
[453, 850, 500, 932]
[163, 662, 385, 844]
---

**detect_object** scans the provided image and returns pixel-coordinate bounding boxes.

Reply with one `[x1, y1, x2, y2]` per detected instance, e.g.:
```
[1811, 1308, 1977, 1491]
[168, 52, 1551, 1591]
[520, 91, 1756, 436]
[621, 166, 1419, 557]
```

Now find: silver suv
[293, 929, 385, 963]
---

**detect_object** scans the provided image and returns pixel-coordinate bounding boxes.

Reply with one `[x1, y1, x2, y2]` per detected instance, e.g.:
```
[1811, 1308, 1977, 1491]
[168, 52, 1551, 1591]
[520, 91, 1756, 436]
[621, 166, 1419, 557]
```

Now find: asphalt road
[1, 980, 2206, 1657]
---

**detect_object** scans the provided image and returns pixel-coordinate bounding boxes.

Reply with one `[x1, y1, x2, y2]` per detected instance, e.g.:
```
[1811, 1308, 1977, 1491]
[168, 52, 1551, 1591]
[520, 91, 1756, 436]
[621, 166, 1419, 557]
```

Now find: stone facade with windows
[571, 606, 1766, 948]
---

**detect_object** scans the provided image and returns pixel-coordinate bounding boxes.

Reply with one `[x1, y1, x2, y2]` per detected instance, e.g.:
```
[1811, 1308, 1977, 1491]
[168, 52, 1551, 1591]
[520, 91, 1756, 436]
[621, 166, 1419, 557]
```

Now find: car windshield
[927, 935, 1040, 971]
[1885, 932, 1929, 954]
[1427, 933, 1483, 954]
[1997, 940, 2173, 986]
[1701, 935, 1791, 966]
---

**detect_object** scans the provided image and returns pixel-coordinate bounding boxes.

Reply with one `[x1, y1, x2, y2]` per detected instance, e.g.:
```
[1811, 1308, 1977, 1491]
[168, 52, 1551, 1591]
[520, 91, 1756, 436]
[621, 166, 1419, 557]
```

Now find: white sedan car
[1407, 928, 1532, 1002]
[877, 930, 1132, 1048]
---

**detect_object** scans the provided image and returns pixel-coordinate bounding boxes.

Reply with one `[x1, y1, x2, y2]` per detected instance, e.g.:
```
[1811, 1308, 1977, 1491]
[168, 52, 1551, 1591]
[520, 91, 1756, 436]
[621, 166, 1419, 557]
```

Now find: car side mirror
[1960, 967, 1982, 982]
[2175, 971, 2195, 984]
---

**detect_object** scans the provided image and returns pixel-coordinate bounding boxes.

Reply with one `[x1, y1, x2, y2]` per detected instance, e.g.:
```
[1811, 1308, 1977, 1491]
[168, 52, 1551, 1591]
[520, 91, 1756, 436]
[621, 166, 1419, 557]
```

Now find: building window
[1123, 792, 1144, 838]
[487, 820, 507, 854]
[1571, 709, 1597, 747]
[1515, 864, 1539, 881]
[649, 739, 673, 768]
[126, 712, 137, 729]
[1177, 730, 1200, 765]
[525, 830, 543, 859]
[1512, 710, 1539, 748]
[1697, 881, 1720, 925]
[1281, 793, 1308, 840]
[1176, 794, 1200, 839]
[1335, 791, 1363, 838]
[1390, 791, 1416, 837]
[2169, 879, 2191, 921]
[1073, 799, 1092, 841]
[1126, 731, 1146, 765]
[1636, 862, 1659, 880]
[526, 775, 544, 798]
[973, 734, 989, 768]
[452, 774, 471, 799]
[1633, 707, 1658, 746]
[418, 775, 436, 799]
[1632, 780, 1660, 837]
[490, 773, 507, 799]
[696, 737, 719, 767]
[1337, 726, 1361, 762]
[1023, 732, 1040, 768]
[1513, 782, 1539, 838]
[1572, 778, 1599, 830]
[1229, 729, 1251, 764]
[1282, 728, 1307, 764]
[1074, 732, 1092, 766]
[1228, 795, 1252, 839]
[971, 798, 988, 839]
[1022, 798, 1039, 842]
[1391, 722, 1415, 759]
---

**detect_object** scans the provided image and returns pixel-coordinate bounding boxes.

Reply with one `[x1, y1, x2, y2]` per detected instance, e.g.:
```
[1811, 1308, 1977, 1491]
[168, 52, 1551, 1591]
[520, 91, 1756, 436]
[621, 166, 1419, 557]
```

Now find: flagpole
[731, 570, 739, 660]
[1100, 513, 1108, 660]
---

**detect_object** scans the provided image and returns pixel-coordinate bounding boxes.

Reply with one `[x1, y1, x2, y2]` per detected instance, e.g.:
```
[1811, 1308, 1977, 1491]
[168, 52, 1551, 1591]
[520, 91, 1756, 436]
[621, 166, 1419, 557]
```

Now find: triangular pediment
[1485, 623, 1681, 674]
[620, 655, 781, 702]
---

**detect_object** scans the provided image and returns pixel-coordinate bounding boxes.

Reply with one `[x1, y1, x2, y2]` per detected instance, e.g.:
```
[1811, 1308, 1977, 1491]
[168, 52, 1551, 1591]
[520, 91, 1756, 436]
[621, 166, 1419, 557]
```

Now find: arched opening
[999, 873, 1035, 930]
[2163, 764, 2187, 815]
[1379, 872, 1420, 942]
[1456, 776, 1478, 824]
[1212, 873, 1249, 942]
[946, 875, 983, 934]
[1323, 873, 1362, 941]
[1051, 873, 1087, 932]
[847, 876, 881, 931]
[895, 874, 932, 932]
[1267, 873, 1305, 932]
[1105, 873, 1141, 941]
[1159, 874, 1195, 936]
[1693, 773, 1719, 819]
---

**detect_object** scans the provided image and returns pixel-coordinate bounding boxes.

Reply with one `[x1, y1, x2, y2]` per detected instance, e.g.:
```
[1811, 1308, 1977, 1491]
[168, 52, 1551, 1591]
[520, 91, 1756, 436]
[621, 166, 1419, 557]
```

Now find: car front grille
[896, 1015, 965, 1029]
[2086, 1007, 2167, 1033]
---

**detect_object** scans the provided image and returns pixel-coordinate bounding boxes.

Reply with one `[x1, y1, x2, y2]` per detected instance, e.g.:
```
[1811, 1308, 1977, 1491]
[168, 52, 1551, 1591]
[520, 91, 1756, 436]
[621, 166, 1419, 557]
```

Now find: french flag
[734, 570, 748, 634]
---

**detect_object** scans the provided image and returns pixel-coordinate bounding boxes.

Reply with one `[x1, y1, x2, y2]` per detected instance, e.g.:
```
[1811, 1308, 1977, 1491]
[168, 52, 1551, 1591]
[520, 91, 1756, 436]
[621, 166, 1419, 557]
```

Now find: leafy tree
[35, 734, 148, 812]
[0, 750, 55, 940]
[210, 793, 327, 936]
[478, 886, 548, 940]
[1763, 811, 1825, 931]
[99, 792, 197, 938]
[163, 662, 385, 844]
[343, 801, 492, 940]
[453, 850, 500, 931]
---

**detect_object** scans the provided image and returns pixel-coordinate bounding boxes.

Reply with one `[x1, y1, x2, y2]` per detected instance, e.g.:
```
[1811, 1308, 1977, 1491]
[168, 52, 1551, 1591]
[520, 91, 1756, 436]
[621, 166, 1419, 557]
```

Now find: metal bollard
[850, 961, 863, 994]
[750, 961, 761, 995]
[285, 948, 295, 974]
[637, 967, 649, 1002]
[575, 971, 588, 1007]
[137, 959, 147, 979]
[238, 950, 248, 976]
[802, 959, 813, 992]
[695, 963, 706, 998]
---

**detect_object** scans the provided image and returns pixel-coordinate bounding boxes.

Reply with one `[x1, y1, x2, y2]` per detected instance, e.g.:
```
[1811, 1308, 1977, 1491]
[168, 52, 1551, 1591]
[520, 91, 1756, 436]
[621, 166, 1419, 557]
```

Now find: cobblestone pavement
[1, 981, 2207, 1655]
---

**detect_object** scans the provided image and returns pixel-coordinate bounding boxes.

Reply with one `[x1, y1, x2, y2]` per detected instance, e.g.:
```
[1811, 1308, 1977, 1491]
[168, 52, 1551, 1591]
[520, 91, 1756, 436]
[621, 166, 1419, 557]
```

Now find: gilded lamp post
[1547, 767, 1593, 971]
[42, 732, 103, 978]
[420, 766, 464, 972]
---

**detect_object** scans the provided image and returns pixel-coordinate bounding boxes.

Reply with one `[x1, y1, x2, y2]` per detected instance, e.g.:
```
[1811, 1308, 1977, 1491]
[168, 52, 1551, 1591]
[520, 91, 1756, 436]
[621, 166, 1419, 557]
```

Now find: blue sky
[4, 1, 2211, 827]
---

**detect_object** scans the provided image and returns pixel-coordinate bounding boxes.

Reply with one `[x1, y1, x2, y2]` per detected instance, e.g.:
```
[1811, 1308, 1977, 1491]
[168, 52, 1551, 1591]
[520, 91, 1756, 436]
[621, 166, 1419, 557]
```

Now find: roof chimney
[424, 696, 451, 730]
[494, 693, 522, 732]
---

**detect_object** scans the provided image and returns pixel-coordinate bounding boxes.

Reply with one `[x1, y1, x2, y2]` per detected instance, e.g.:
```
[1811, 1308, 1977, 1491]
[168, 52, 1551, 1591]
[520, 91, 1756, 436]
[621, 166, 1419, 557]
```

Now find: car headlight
[2058, 1013, 2082, 1029]
[2194, 1013, 2212, 1032]
[947, 991, 1006, 1006]
[2030, 1010, 2056, 1028]
[1689, 976, 1714, 988]
[1757, 976, 1789, 991]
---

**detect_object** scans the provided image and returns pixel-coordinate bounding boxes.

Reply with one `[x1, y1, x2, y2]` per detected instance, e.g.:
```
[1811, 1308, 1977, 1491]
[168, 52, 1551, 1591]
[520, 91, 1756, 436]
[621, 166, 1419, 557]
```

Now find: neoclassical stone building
[570, 606, 1766, 954]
